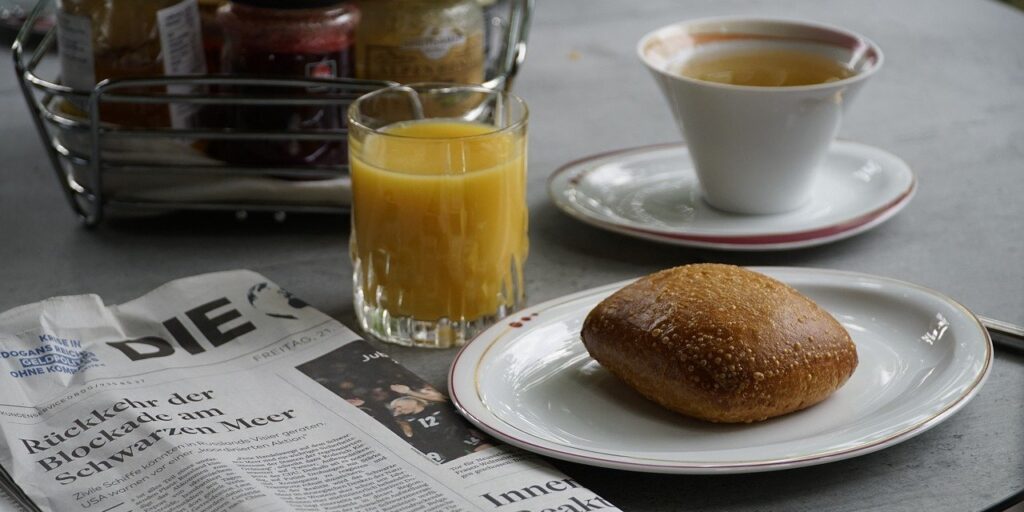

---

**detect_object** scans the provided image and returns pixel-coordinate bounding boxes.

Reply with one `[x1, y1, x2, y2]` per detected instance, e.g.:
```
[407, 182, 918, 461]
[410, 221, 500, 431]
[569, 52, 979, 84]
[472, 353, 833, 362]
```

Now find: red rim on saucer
[547, 141, 916, 251]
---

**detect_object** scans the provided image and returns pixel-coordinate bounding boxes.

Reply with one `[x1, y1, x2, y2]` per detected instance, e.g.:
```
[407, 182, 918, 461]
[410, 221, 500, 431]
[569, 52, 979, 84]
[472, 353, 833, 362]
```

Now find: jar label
[156, 0, 207, 129]
[402, 27, 467, 60]
[56, 10, 95, 111]
[363, 32, 485, 84]
[306, 60, 338, 79]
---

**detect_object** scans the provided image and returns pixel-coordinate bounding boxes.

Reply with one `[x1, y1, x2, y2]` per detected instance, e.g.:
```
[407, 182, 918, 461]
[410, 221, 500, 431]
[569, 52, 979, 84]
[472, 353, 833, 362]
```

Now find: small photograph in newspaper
[296, 341, 495, 465]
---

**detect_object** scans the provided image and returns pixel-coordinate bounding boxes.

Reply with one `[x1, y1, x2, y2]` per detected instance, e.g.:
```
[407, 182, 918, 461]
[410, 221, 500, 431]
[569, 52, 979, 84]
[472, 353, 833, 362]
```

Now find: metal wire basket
[12, 0, 533, 226]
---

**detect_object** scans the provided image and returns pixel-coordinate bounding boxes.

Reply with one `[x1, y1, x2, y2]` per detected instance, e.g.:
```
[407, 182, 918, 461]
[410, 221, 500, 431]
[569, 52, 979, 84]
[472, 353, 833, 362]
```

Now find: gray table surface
[1, 1, 1023, 511]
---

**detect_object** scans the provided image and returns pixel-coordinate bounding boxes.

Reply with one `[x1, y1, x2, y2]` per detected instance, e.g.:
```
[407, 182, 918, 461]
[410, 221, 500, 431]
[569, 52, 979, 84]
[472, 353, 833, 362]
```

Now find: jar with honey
[55, 0, 207, 127]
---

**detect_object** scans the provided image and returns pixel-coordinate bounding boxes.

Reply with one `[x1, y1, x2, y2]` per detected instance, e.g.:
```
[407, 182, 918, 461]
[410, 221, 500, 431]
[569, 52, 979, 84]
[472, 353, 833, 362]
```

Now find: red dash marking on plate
[510, 322, 523, 328]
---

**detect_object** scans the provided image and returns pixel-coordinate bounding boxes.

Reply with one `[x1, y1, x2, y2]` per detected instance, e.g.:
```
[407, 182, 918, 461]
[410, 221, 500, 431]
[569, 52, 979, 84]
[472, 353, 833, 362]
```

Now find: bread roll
[581, 264, 857, 423]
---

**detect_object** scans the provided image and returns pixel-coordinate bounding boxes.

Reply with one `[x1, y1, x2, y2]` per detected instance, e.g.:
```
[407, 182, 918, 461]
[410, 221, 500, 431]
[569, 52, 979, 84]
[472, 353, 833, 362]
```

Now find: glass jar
[214, 0, 359, 167]
[354, 0, 486, 84]
[56, 0, 206, 127]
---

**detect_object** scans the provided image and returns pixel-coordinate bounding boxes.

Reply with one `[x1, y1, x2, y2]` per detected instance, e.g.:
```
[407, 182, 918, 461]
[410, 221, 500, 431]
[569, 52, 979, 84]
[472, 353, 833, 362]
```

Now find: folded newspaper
[0, 271, 619, 512]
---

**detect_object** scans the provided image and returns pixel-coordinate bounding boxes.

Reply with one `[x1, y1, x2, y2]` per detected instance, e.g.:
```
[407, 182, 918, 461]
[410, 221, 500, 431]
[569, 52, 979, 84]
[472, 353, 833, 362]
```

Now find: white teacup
[638, 18, 883, 214]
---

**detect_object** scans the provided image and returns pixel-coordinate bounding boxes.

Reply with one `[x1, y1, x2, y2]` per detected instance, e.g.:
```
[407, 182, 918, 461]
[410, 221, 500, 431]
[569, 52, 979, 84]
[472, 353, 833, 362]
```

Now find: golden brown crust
[581, 264, 857, 423]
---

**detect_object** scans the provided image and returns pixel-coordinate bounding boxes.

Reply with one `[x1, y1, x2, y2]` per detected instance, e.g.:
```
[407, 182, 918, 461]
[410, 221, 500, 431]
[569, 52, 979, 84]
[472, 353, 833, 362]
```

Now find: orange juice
[350, 119, 527, 322]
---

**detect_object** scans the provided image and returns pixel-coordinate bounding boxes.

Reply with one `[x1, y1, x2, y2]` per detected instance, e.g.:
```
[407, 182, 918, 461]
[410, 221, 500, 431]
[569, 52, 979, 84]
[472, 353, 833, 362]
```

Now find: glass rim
[347, 82, 529, 141]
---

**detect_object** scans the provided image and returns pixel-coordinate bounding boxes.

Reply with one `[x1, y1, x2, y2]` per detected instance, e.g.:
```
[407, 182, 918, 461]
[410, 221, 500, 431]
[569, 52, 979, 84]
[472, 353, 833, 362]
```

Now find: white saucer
[449, 267, 992, 474]
[547, 141, 916, 250]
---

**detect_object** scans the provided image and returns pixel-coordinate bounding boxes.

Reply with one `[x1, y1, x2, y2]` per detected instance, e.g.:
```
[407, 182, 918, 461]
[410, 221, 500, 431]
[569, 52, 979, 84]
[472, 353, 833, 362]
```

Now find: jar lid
[229, 0, 346, 8]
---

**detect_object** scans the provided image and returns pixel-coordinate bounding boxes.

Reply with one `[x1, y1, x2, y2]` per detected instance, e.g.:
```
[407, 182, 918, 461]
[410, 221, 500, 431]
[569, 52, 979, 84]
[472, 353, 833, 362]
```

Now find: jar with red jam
[215, 0, 359, 169]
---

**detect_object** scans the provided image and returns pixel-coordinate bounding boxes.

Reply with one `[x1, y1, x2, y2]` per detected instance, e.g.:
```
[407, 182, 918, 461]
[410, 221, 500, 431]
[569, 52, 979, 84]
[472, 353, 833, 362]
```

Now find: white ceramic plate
[547, 142, 916, 250]
[449, 267, 992, 474]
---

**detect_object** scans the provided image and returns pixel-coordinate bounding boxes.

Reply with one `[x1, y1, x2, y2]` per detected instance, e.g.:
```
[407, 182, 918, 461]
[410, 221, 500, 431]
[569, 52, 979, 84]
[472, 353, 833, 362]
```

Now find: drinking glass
[348, 84, 529, 348]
